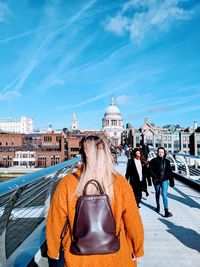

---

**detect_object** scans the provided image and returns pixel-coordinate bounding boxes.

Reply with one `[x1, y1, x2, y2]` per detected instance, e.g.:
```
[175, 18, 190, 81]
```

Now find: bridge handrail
[0, 156, 81, 267]
[171, 153, 200, 159]
[0, 157, 81, 197]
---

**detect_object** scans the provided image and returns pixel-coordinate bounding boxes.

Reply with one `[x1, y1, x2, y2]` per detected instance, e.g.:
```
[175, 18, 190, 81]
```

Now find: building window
[51, 155, 60, 166]
[168, 144, 172, 148]
[44, 136, 52, 142]
[174, 141, 179, 148]
[156, 136, 161, 141]
[71, 147, 80, 152]
[146, 136, 153, 145]
[111, 120, 117, 126]
[43, 142, 52, 146]
[3, 156, 12, 167]
[37, 156, 46, 167]
[56, 136, 61, 141]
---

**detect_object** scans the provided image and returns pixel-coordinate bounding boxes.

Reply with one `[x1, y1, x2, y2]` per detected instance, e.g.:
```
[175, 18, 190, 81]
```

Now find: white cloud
[0, 91, 21, 101]
[105, 0, 193, 42]
[105, 13, 129, 36]
[116, 95, 132, 105]
[55, 90, 113, 110]
[1, 0, 97, 96]
[0, 2, 11, 22]
[12, 59, 37, 92]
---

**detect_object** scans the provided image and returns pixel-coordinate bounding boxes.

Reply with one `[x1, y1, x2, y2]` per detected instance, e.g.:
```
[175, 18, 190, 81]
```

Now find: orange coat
[46, 168, 144, 267]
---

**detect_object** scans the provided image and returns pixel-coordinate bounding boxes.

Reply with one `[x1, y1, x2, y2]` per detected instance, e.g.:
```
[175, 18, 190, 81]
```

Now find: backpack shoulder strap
[73, 172, 80, 181]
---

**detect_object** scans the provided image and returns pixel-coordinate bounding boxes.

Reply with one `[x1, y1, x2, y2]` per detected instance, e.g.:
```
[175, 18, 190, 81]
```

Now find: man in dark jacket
[149, 147, 175, 217]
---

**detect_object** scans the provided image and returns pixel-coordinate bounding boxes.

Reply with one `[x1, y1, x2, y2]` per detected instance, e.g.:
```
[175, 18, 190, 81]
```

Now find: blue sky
[0, 0, 200, 130]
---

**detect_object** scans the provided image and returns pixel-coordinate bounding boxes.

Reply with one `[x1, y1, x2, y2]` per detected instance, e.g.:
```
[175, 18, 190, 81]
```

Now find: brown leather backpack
[70, 178, 120, 255]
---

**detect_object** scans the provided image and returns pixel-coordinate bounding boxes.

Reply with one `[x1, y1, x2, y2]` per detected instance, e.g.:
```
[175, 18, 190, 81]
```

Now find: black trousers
[130, 180, 143, 206]
[48, 250, 64, 267]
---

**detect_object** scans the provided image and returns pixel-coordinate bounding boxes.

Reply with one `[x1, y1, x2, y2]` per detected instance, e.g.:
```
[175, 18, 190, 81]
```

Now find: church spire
[110, 96, 115, 106]
[71, 113, 78, 130]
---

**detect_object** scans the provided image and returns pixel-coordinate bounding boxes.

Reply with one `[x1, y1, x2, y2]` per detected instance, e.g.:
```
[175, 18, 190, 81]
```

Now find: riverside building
[122, 118, 199, 155]
[0, 116, 34, 134]
[0, 125, 106, 167]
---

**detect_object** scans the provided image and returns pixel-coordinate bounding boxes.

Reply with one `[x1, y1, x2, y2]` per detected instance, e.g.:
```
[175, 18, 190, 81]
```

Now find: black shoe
[165, 208, 173, 217]
[156, 204, 160, 213]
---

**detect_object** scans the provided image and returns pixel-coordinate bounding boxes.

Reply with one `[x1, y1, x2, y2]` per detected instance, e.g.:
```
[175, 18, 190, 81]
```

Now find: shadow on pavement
[168, 186, 200, 209]
[141, 200, 156, 212]
[160, 218, 200, 253]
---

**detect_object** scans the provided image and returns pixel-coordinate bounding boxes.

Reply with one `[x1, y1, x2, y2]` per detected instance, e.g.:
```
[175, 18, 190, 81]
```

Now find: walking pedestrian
[142, 142, 149, 161]
[149, 147, 175, 217]
[125, 148, 149, 208]
[46, 135, 144, 267]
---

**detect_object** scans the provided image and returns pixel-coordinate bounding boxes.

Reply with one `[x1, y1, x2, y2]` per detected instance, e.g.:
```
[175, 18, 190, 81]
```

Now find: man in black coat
[149, 147, 175, 217]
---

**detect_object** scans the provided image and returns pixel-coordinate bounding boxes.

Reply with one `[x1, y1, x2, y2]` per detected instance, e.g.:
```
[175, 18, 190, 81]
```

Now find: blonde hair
[75, 135, 115, 199]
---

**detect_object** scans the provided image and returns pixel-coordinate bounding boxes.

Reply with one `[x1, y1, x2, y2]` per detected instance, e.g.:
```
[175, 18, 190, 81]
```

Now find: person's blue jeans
[154, 180, 169, 209]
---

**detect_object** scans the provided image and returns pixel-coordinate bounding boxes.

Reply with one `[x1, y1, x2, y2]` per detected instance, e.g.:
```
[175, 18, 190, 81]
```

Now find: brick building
[0, 130, 65, 167]
[0, 132, 23, 167]
[0, 129, 106, 167]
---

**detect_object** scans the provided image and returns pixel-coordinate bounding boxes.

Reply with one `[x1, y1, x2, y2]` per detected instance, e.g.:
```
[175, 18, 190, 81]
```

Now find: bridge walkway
[115, 155, 200, 267]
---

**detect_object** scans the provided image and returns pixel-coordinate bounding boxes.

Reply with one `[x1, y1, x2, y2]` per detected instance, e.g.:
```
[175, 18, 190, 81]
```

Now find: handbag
[70, 179, 120, 255]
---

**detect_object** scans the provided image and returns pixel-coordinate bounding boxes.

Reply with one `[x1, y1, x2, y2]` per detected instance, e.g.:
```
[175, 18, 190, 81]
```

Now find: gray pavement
[116, 154, 200, 267]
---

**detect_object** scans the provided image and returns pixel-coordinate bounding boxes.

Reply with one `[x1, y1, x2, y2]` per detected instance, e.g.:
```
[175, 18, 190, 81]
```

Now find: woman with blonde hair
[46, 135, 144, 267]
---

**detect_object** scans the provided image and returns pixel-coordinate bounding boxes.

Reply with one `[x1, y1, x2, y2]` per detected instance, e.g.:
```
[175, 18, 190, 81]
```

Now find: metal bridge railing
[0, 156, 81, 267]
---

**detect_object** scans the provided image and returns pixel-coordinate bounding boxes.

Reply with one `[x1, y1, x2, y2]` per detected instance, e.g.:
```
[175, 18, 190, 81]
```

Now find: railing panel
[0, 157, 81, 267]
